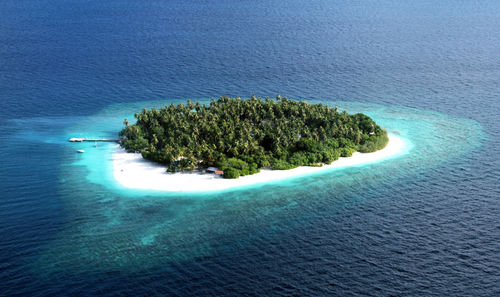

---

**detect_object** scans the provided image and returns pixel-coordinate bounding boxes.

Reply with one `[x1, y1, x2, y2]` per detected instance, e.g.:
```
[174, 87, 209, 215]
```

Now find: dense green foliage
[119, 96, 388, 178]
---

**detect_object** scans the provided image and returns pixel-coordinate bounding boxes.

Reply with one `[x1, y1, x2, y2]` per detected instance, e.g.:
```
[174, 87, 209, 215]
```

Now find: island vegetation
[119, 96, 388, 178]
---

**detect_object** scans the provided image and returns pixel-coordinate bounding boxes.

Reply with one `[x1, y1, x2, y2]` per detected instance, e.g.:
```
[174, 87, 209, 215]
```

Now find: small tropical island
[118, 96, 389, 179]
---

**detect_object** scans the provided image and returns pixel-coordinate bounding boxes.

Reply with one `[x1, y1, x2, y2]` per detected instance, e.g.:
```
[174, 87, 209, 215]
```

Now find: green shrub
[223, 168, 240, 179]
[271, 159, 297, 170]
[357, 131, 389, 153]
[340, 147, 356, 157]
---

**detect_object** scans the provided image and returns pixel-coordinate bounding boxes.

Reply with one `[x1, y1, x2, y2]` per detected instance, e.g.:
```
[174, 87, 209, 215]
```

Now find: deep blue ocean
[1, 1, 499, 296]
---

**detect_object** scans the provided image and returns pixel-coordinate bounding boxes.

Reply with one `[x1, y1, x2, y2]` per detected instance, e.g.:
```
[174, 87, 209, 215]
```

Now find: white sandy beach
[112, 134, 406, 192]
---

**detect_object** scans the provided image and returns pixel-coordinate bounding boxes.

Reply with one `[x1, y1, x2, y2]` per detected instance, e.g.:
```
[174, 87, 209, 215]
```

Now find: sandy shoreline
[112, 134, 406, 192]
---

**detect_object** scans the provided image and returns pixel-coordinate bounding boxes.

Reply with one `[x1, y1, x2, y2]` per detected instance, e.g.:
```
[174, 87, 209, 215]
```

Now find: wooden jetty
[69, 138, 120, 143]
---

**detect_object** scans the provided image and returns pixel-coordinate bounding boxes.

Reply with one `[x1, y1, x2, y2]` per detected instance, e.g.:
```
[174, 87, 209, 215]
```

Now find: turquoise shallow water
[25, 100, 483, 273]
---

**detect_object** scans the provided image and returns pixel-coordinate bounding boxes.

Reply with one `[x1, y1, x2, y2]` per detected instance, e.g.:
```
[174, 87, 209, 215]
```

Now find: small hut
[206, 167, 217, 173]
[206, 167, 224, 175]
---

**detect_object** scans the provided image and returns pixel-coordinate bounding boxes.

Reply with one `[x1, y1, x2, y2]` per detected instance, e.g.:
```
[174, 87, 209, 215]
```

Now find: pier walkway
[69, 138, 120, 143]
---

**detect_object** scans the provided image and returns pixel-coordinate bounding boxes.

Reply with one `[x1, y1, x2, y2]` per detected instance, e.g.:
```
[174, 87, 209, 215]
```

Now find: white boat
[77, 150, 85, 153]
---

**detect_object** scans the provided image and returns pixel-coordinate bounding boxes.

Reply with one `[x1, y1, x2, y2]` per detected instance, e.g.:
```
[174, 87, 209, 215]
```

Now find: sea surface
[1, 1, 499, 296]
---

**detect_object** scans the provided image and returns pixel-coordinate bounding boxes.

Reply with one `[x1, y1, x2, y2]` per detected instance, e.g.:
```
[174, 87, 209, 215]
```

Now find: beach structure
[206, 167, 224, 174]
[206, 167, 217, 173]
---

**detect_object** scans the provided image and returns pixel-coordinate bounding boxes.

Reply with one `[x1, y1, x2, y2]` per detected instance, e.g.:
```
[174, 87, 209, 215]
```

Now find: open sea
[1, 1, 499, 296]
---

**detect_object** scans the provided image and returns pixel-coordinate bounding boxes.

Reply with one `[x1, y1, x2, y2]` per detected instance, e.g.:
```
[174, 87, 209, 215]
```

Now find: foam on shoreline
[112, 134, 407, 192]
